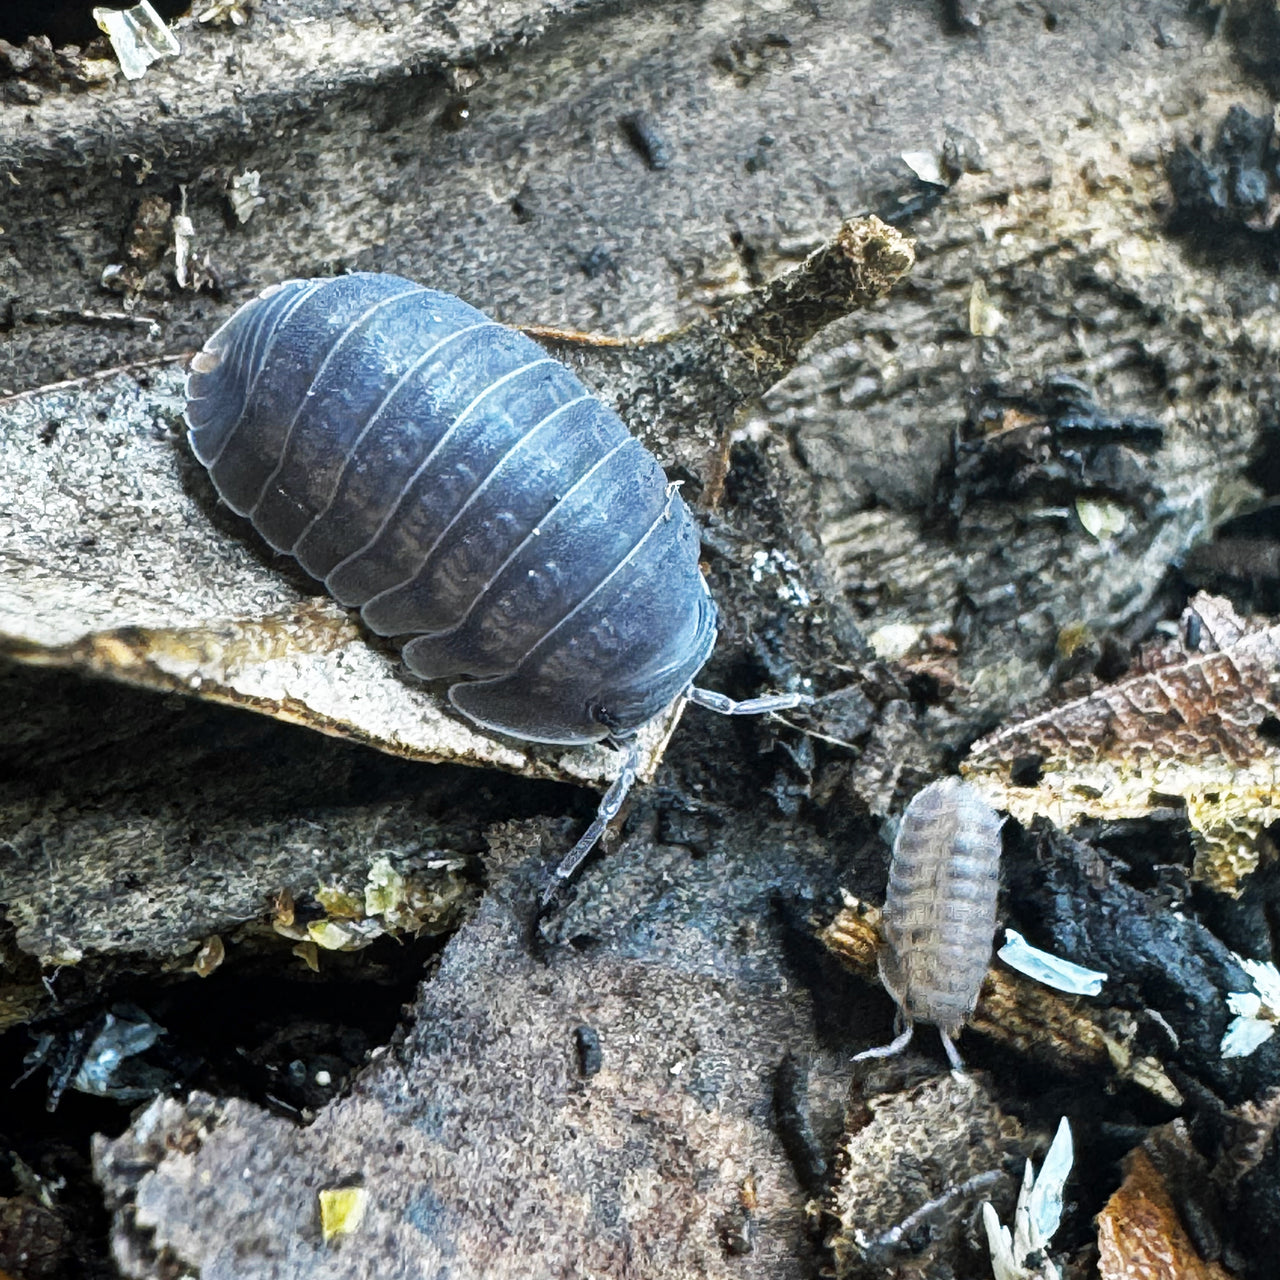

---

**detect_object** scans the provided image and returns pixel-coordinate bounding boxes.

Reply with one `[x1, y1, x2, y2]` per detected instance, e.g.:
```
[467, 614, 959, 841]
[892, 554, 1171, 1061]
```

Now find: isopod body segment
[184, 273, 718, 747]
[858, 777, 1003, 1070]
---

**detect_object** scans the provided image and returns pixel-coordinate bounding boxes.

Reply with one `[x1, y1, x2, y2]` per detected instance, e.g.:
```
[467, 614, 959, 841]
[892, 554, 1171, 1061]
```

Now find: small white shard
[866, 622, 922, 662]
[229, 170, 266, 224]
[1241, 956, 1280, 1007]
[1228, 991, 1263, 1020]
[998, 928, 1107, 996]
[1222, 1013, 1275, 1059]
[1220, 957, 1280, 1058]
[983, 1201, 1021, 1280]
[93, 2, 180, 81]
[1026, 1118, 1072, 1245]
[173, 213, 195, 289]
[901, 149, 946, 186]
[982, 1117, 1072, 1280]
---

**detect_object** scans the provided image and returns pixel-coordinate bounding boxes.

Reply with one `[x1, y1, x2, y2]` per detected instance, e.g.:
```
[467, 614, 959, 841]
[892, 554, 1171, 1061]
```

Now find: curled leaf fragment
[189, 934, 225, 978]
[1097, 1147, 1232, 1280]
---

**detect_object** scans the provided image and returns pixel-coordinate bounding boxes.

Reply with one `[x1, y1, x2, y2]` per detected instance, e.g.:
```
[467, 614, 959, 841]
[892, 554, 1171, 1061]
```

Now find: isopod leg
[851, 1023, 915, 1062]
[541, 741, 641, 908]
[939, 1030, 966, 1074]
[686, 686, 813, 716]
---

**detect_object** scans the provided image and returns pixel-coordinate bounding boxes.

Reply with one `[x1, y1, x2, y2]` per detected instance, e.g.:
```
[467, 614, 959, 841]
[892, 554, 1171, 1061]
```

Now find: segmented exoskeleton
[184, 273, 806, 896]
[855, 777, 1003, 1070]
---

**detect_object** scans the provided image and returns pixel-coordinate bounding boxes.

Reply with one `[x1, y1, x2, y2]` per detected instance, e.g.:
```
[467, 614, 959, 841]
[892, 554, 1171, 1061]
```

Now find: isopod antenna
[686, 686, 812, 718]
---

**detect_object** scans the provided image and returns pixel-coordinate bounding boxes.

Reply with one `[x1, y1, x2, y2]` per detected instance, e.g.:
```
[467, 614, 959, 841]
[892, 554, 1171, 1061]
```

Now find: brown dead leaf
[1098, 1146, 1233, 1280]
[963, 593, 1280, 892]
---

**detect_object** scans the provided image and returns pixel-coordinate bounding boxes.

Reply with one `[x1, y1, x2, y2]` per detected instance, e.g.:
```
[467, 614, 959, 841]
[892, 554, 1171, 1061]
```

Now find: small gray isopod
[184, 273, 807, 897]
[855, 777, 1003, 1070]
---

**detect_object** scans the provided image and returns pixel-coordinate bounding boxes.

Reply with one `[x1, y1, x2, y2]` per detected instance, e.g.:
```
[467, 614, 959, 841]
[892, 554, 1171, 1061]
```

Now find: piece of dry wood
[91, 819, 838, 1280]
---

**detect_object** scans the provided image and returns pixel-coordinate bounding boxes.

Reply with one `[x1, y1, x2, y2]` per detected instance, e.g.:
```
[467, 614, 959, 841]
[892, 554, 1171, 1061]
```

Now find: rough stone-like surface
[93, 815, 860, 1280]
[822, 1069, 1026, 1280]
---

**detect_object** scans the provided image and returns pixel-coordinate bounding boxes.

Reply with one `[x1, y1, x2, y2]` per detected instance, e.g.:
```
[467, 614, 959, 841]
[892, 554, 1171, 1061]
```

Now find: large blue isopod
[184, 273, 805, 891]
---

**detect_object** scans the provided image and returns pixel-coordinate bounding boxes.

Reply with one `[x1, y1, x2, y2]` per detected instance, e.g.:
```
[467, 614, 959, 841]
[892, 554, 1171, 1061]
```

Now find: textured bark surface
[4, 0, 1280, 1277]
[93, 816, 855, 1280]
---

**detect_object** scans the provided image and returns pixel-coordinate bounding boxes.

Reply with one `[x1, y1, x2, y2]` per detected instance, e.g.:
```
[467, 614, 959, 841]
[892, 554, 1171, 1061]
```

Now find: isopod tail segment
[851, 1019, 967, 1074]
[540, 684, 813, 908]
